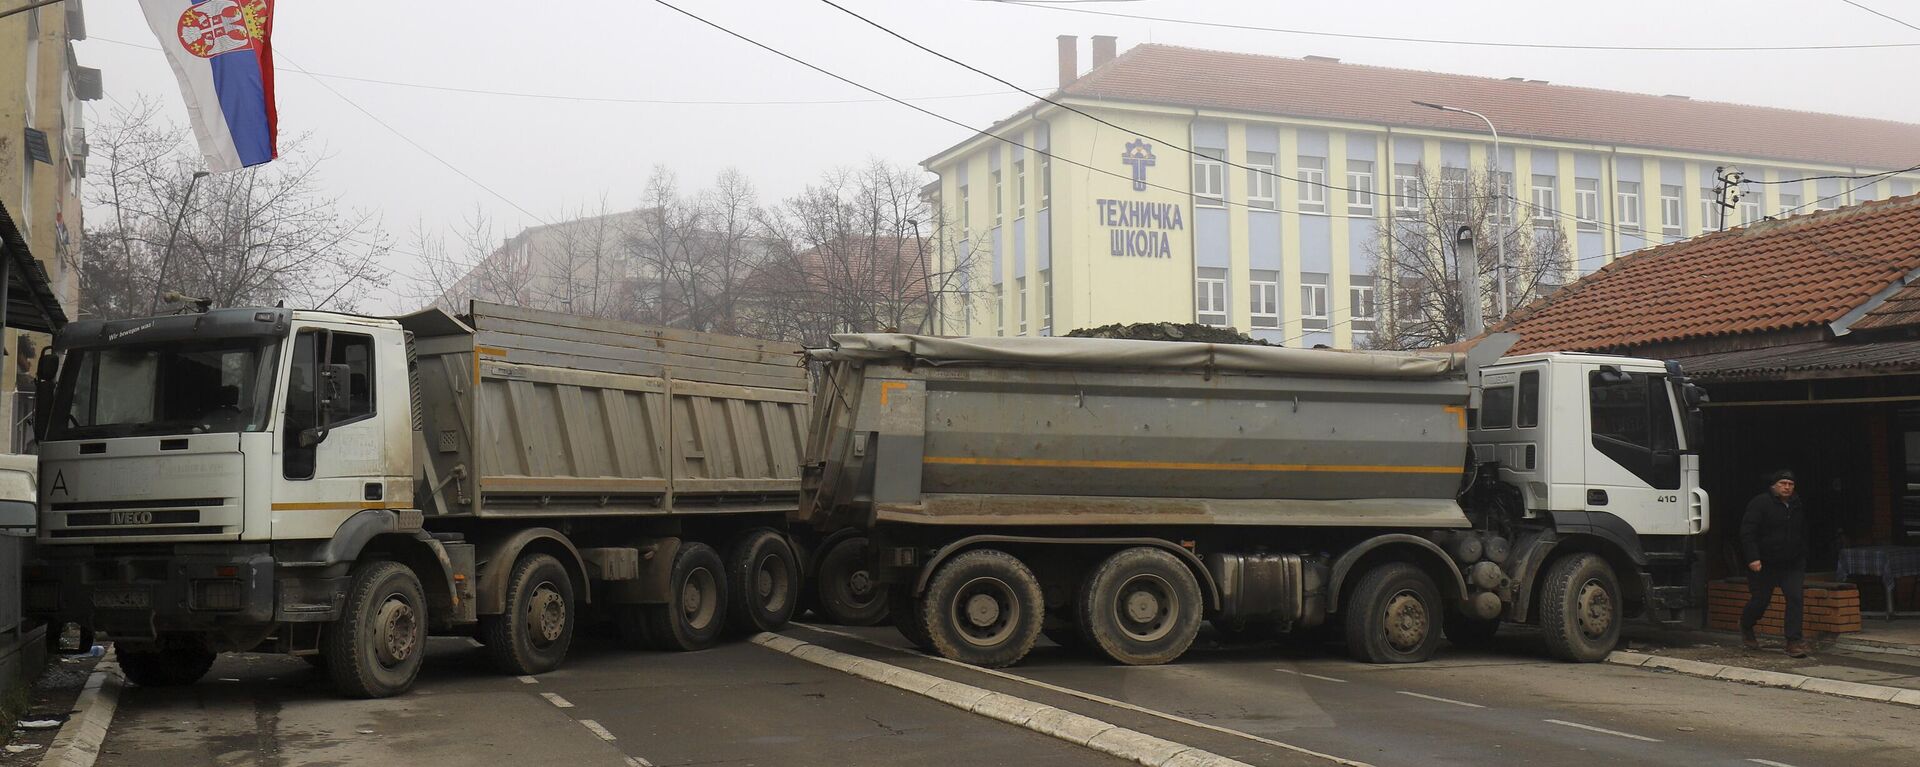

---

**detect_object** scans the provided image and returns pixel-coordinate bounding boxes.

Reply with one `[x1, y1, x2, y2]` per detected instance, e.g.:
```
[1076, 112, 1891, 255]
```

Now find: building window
[1347, 160, 1375, 215]
[1196, 267, 1228, 326]
[1493, 171, 1515, 225]
[1531, 175, 1557, 222]
[1301, 277, 1330, 328]
[959, 184, 970, 235]
[1660, 184, 1683, 232]
[1393, 163, 1420, 213]
[1350, 276, 1377, 334]
[1700, 187, 1718, 229]
[991, 169, 1003, 227]
[1298, 156, 1327, 213]
[1247, 151, 1277, 209]
[1039, 155, 1051, 210]
[1040, 269, 1052, 336]
[1740, 195, 1762, 225]
[1616, 181, 1641, 231]
[995, 283, 1005, 336]
[1015, 159, 1027, 219]
[1574, 178, 1600, 231]
[1250, 269, 1280, 328]
[1779, 192, 1802, 215]
[1193, 148, 1226, 205]
[1017, 277, 1028, 335]
[1817, 193, 1842, 211]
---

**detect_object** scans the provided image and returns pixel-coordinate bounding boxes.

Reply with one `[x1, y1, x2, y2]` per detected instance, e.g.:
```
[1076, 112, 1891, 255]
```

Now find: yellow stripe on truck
[921, 456, 1459, 474]
[271, 501, 393, 511]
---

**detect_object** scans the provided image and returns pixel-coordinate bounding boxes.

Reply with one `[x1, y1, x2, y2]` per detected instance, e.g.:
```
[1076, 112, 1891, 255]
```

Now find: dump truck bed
[405, 302, 809, 518]
[802, 334, 1476, 530]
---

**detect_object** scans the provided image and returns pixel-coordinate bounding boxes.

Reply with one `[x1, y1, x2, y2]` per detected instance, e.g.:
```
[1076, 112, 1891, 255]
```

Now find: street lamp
[150, 170, 210, 315]
[1412, 100, 1509, 321]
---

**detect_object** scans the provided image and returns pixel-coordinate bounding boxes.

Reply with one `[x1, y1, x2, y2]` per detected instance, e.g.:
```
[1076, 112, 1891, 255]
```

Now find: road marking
[518, 675, 539, 684]
[1544, 719, 1662, 742]
[1396, 691, 1485, 709]
[540, 692, 574, 708]
[580, 719, 617, 742]
[1275, 668, 1349, 683]
[790, 623, 1373, 767]
[1747, 760, 1798, 767]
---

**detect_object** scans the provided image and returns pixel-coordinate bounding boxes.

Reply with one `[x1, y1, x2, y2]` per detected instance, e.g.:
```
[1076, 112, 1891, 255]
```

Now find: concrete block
[754, 634, 806, 654]
[789, 644, 836, 664]
[1796, 676, 1901, 702]
[1027, 707, 1115, 746]
[1641, 656, 1726, 677]
[970, 692, 1048, 727]
[1605, 651, 1652, 667]
[924, 680, 994, 711]
[1087, 727, 1190, 767]
[1889, 688, 1920, 707]
[1712, 665, 1805, 688]
[885, 668, 946, 695]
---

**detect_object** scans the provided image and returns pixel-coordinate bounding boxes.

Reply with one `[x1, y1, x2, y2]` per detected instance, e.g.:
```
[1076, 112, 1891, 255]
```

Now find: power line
[980, 0, 1920, 52]
[1842, 0, 1920, 34]
[816, 0, 1474, 205]
[88, 36, 1041, 106]
[1735, 164, 1920, 184]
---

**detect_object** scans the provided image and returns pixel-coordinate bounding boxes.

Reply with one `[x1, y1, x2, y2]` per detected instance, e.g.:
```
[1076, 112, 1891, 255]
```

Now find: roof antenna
[275, 299, 285, 308]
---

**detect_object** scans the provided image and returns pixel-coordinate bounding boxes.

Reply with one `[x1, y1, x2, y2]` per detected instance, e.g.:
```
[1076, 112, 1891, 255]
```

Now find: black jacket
[1740, 492, 1808, 566]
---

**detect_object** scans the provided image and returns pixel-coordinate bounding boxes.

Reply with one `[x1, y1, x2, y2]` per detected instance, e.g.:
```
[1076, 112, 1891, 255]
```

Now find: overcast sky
[75, 0, 1920, 313]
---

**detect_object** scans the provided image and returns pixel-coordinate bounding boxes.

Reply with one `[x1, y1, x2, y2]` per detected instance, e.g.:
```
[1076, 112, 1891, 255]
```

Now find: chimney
[1092, 35, 1117, 69]
[1057, 35, 1078, 90]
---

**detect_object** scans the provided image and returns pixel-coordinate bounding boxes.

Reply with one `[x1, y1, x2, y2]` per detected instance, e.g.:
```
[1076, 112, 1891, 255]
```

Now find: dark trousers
[1741, 562, 1806, 641]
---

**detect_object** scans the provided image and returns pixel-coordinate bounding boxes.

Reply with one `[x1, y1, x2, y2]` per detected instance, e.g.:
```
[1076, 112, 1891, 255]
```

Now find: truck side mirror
[31, 350, 59, 441]
[300, 363, 352, 448]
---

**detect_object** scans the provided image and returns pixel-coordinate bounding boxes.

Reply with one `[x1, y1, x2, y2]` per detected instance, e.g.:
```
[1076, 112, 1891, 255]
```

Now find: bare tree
[405, 207, 540, 313]
[80, 98, 390, 320]
[1365, 165, 1570, 349]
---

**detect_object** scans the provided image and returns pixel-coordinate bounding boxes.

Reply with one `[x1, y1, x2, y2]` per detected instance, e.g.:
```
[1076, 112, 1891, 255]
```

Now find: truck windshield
[49, 339, 280, 440]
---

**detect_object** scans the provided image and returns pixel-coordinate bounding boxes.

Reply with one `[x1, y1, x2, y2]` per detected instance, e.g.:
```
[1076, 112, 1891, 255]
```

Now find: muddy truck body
[800, 333, 1706, 667]
[24, 302, 811, 696]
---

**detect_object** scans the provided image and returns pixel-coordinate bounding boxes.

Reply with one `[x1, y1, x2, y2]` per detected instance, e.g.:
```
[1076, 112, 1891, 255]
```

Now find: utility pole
[1714, 166, 1745, 231]
[1413, 100, 1507, 320]
[151, 170, 211, 315]
[1454, 225, 1483, 340]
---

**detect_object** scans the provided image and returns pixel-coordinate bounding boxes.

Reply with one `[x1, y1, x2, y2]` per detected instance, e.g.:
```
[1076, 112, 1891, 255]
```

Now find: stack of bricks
[1707, 578, 1862, 636]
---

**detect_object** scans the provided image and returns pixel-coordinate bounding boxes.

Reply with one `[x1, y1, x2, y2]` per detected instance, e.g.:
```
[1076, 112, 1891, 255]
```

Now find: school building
[922, 38, 1920, 346]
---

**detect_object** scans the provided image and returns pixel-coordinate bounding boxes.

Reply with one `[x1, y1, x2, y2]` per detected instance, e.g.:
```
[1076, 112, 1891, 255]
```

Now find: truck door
[273, 327, 388, 539]
[1583, 367, 1688, 535]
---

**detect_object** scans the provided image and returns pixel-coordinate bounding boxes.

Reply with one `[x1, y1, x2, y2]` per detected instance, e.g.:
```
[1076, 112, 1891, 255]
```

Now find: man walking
[1740, 471, 1811, 658]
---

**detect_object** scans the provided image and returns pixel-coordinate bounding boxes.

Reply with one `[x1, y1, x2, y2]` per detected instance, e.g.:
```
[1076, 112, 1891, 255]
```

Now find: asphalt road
[93, 623, 1920, 767]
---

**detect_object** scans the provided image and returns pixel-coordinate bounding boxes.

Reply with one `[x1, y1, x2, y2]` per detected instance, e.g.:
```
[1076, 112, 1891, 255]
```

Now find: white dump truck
[800, 333, 1708, 667]
[24, 302, 811, 697]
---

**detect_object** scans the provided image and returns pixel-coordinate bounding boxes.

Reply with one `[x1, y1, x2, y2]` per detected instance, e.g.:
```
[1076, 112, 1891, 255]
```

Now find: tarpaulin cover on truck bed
[810, 333, 1464, 378]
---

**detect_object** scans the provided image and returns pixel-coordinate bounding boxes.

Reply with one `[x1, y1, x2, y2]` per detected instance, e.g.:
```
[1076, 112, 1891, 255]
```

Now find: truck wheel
[726, 530, 800, 634]
[1343, 562, 1441, 664]
[1539, 553, 1621, 662]
[920, 549, 1043, 667]
[482, 553, 576, 675]
[325, 561, 426, 698]
[815, 535, 889, 626]
[890, 592, 935, 652]
[1077, 547, 1202, 666]
[117, 640, 216, 688]
[643, 542, 728, 651]
[1442, 613, 1501, 648]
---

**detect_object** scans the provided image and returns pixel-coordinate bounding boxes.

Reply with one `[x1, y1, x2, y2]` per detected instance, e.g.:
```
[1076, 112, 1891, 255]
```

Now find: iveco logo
[110, 511, 154, 525]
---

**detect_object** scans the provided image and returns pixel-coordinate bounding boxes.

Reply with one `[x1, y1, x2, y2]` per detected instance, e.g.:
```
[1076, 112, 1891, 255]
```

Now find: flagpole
[151, 171, 210, 315]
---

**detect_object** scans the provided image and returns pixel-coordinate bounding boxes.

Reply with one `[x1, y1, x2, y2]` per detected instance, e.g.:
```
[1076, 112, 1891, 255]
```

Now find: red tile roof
[1496, 194, 1920, 354]
[1047, 45, 1920, 170]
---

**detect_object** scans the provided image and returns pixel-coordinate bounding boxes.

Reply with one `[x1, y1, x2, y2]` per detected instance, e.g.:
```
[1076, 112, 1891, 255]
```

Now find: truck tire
[1077, 547, 1202, 666]
[1538, 553, 1621, 662]
[815, 535, 889, 626]
[1343, 562, 1441, 664]
[1442, 613, 1501, 648]
[920, 549, 1043, 668]
[117, 640, 216, 688]
[482, 553, 576, 675]
[890, 592, 935, 652]
[643, 542, 728, 651]
[726, 529, 800, 635]
[325, 560, 427, 698]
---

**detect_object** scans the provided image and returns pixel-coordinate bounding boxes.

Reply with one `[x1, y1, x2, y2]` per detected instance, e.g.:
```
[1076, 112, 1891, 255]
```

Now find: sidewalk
[1622, 621, 1920, 696]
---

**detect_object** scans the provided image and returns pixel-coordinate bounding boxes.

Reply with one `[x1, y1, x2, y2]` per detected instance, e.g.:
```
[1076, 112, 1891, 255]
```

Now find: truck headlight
[190, 579, 244, 611]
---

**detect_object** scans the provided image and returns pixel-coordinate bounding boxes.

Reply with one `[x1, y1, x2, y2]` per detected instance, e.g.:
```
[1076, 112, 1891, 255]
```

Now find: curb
[751, 633, 1257, 767]
[40, 652, 125, 767]
[1606, 650, 1920, 707]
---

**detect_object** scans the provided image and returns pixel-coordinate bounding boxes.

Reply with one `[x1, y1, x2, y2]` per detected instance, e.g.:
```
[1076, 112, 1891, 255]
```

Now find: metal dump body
[803, 334, 1477, 529]
[405, 302, 809, 518]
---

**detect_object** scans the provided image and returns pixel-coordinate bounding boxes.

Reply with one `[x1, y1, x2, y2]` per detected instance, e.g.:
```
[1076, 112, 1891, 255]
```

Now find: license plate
[91, 589, 151, 609]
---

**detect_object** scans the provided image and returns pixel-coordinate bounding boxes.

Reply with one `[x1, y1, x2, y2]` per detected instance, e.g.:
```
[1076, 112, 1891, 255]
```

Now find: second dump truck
[801, 333, 1706, 667]
[26, 302, 811, 697]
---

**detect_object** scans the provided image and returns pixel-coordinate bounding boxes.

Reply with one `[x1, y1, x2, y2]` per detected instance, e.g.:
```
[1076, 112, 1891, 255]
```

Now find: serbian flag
[139, 0, 278, 172]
